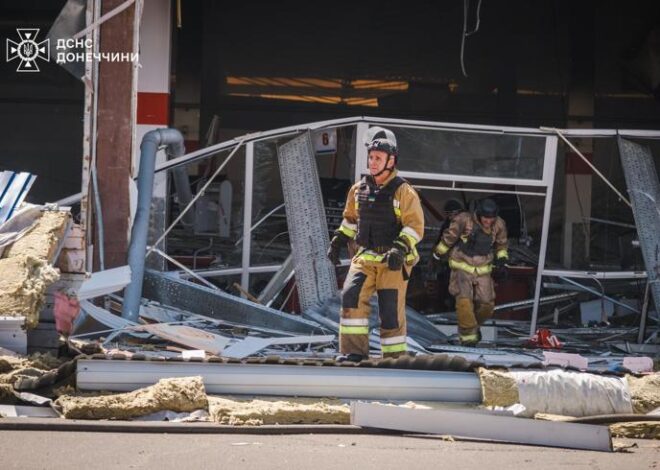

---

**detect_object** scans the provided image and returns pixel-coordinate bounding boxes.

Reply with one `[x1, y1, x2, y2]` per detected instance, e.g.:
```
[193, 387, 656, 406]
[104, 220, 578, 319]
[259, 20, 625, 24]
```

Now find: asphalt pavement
[0, 427, 657, 470]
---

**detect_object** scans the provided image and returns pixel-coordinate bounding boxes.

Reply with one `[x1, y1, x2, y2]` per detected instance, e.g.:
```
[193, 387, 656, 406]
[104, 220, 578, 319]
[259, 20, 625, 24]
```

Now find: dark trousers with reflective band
[340, 256, 409, 357]
[448, 269, 495, 339]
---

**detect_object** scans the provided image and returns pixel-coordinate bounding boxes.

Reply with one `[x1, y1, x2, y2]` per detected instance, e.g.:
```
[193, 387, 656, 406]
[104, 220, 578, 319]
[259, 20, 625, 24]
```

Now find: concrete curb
[0, 418, 395, 435]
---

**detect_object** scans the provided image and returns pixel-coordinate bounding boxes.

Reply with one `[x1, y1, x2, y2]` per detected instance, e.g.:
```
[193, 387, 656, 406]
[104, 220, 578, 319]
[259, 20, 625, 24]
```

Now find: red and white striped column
[135, 0, 173, 267]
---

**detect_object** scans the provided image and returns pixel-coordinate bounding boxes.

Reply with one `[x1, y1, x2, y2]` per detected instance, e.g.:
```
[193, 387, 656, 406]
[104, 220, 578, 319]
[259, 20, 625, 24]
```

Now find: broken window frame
[534, 131, 660, 336]
[152, 118, 660, 338]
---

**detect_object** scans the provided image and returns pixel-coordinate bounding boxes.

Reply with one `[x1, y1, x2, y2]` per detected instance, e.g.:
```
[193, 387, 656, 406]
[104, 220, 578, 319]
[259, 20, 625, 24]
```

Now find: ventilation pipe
[122, 128, 190, 321]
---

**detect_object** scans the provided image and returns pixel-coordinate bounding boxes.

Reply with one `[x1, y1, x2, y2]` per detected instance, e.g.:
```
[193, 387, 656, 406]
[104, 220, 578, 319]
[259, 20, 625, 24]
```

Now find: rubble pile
[0, 148, 657, 452]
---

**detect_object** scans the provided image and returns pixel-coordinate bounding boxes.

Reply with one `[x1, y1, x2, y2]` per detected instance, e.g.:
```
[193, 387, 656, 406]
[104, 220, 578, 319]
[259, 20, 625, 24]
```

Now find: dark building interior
[1, 0, 659, 204]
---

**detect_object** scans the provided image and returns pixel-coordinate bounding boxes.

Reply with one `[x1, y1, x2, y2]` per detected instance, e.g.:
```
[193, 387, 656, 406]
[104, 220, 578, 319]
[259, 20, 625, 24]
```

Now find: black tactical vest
[355, 176, 406, 250]
[458, 224, 494, 257]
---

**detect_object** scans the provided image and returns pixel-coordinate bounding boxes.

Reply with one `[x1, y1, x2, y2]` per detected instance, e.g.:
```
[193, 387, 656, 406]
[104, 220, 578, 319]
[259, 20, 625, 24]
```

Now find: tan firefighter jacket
[433, 211, 508, 275]
[337, 169, 424, 265]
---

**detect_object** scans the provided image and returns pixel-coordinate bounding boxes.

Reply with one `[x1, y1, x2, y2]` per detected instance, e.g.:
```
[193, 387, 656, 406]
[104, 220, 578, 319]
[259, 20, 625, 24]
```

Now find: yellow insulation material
[54, 376, 208, 420]
[0, 210, 70, 328]
[0, 352, 64, 388]
[610, 422, 660, 440]
[208, 396, 350, 425]
[0, 256, 59, 328]
[626, 374, 660, 414]
[476, 367, 519, 407]
[3, 211, 70, 261]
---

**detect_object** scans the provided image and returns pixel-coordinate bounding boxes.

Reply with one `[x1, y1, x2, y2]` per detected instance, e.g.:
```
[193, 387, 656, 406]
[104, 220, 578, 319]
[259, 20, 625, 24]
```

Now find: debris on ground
[535, 410, 660, 440]
[0, 135, 658, 458]
[477, 368, 520, 408]
[0, 352, 64, 384]
[53, 376, 208, 420]
[351, 400, 613, 451]
[208, 396, 350, 425]
[610, 422, 660, 439]
[534, 412, 575, 421]
[0, 352, 71, 405]
[626, 374, 660, 414]
[612, 440, 639, 452]
[477, 367, 633, 417]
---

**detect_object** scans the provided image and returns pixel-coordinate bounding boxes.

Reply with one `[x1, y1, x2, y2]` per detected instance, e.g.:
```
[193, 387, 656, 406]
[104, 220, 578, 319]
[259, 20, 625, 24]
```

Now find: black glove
[327, 232, 350, 266]
[385, 246, 405, 270]
[493, 257, 507, 269]
[430, 252, 449, 275]
[387, 237, 412, 271]
[493, 257, 508, 280]
[425, 257, 438, 280]
[425, 255, 440, 281]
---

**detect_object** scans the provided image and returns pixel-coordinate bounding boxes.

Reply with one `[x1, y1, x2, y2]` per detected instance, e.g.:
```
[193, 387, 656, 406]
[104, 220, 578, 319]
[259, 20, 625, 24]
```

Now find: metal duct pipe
[122, 128, 186, 321]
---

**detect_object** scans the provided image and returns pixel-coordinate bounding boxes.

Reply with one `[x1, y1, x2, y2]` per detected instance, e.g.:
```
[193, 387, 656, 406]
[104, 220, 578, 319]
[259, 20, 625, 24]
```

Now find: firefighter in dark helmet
[432, 198, 508, 346]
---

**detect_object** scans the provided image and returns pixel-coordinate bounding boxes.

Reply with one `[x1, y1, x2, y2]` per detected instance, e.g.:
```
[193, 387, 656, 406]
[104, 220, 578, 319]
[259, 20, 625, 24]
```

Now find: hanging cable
[465, 0, 483, 35]
[460, 0, 483, 78]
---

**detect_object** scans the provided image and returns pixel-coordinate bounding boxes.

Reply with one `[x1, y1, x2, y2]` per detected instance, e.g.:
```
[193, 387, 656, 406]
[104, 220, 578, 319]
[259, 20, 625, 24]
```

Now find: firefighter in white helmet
[327, 127, 425, 361]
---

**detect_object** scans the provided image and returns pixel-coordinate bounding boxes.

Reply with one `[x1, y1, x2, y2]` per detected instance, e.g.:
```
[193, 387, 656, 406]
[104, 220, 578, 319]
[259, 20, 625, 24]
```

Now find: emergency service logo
[6, 28, 50, 72]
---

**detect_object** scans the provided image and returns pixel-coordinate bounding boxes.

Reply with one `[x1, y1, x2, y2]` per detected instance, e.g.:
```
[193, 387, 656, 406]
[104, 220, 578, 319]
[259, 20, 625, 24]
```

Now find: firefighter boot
[335, 353, 366, 363]
[475, 302, 495, 326]
[456, 297, 480, 346]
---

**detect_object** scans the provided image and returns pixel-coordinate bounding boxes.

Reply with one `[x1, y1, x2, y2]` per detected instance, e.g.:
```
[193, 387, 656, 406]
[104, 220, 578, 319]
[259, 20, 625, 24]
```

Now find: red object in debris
[527, 328, 562, 349]
[53, 292, 80, 336]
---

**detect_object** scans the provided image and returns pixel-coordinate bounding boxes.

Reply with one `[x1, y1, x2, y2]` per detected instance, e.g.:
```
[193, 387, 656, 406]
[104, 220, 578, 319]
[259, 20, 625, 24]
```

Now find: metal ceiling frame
[154, 117, 660, 174]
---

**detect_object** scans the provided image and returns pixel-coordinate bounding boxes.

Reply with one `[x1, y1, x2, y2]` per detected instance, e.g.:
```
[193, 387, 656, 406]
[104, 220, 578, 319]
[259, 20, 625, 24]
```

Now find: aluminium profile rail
[77, 359, 481, 402]
[351, 402, 612, 452]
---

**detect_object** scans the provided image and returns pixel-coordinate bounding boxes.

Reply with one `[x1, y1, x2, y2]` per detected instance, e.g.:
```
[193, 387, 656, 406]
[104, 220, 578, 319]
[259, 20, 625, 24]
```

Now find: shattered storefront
[1, 117, 660, 447]
[146, 117, 659, 347]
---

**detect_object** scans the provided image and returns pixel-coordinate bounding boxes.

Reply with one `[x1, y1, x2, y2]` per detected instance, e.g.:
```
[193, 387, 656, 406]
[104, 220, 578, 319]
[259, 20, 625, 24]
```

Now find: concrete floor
[0, 431, 657, 470]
